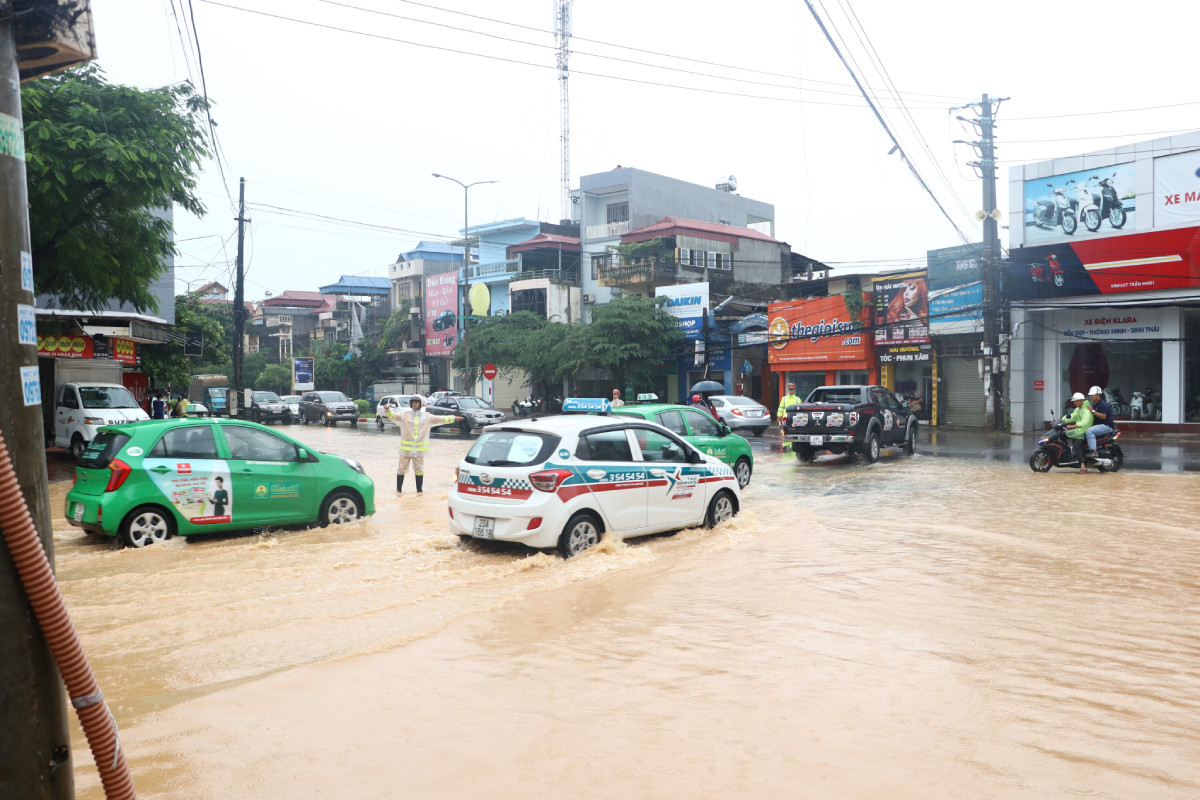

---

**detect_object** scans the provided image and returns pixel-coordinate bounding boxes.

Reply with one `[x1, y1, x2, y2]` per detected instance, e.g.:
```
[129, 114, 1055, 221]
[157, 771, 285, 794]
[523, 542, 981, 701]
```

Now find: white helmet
[1071, 392, 1086, 402]
[1088, 385, 1102, 396]
[408, 395, 423, 409]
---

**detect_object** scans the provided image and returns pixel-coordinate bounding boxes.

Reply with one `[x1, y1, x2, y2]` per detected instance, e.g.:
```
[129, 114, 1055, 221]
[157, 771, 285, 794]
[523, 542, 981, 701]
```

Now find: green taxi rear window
[78, 432, 131, 468]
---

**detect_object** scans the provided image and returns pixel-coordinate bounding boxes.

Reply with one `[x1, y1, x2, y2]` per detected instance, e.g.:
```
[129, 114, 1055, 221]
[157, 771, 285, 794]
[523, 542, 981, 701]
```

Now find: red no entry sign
[482, 363, 497, 380]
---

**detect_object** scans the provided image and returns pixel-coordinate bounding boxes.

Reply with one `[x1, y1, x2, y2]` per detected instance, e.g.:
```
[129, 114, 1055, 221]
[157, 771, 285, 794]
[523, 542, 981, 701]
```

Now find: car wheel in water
[903, 425, 916, 457]
[705, 490, 737, 528]
[376, 416, 384, 431]
[1029, 448, 1053, 472]
[350, 419, 358, 429]
[459, 418, 471, 436]
[120, 505, 174, 548]
[734, 456, 752, 488]
[70, 434, 86, 461]
[795, 444, 814, 463]
[863, 430, 881, 464]
[557, 512, 602, 558]
[319, 491, 363, 526]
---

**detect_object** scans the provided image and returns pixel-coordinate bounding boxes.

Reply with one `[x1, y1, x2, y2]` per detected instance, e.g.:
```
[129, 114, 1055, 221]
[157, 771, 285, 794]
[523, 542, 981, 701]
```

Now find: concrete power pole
[955, 93, 1008, 432]
[0, 11, 73, 798]
[232, 177, 246, 417]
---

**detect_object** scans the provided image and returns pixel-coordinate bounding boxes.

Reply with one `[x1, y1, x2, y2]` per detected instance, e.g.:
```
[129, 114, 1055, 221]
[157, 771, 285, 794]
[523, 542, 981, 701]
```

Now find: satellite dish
[975, 210, 987, 222]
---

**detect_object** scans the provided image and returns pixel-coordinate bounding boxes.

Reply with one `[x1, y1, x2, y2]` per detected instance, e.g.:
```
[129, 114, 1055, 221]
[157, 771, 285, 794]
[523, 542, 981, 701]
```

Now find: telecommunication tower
[555, 0, 572, 223]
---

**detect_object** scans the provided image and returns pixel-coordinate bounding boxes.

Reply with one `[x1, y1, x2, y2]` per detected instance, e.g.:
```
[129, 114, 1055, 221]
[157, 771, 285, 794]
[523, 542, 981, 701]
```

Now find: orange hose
[0, 430, 136, 799]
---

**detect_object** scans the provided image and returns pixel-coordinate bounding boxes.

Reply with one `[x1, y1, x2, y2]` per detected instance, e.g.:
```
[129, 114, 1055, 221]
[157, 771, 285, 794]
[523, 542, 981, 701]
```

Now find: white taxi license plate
[473, 517, 495, 539]
[73, 502, 84, 521]
[809, 435, 824, 445]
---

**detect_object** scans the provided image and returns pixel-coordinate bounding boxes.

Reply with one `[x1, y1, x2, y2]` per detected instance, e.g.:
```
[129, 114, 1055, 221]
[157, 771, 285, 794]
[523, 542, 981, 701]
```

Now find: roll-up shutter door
[941, 356, 986, 427]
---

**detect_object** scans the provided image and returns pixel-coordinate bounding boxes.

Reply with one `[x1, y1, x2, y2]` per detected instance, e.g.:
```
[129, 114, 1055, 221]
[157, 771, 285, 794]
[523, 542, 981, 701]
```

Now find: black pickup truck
[782, 385, 918, 464]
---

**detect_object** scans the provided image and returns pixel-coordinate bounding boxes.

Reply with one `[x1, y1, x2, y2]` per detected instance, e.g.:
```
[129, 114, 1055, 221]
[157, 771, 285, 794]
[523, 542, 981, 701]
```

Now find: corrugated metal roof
[622, 216, 781, 245]
[319, 276, 391, 295]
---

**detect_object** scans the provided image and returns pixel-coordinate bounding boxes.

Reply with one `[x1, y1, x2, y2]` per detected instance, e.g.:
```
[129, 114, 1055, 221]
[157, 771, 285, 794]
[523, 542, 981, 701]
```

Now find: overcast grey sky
[91, 0, 1199, 299]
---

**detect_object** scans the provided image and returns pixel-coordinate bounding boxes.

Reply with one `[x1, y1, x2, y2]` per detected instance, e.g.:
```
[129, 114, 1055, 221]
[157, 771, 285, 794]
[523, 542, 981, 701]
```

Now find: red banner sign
[38, 335, 94, 359]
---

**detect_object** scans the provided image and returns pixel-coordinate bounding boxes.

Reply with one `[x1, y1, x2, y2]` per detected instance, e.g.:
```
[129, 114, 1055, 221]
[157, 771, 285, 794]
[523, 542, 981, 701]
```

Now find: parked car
[299, 390, 360, 427]
[249, 390, 292, 425]
[706, 395, 771, 437]
[450, 414, 740, 558]
[432, 309, 457, 332]
[64, 418, 375, 548]
[609, 401, 755, 488]
[426, 395, 506, 433]
[280, 395, 303, 422]
[374, 394, 421, 429]
[781, 384, 918, 464]
[428, 390, 462, 405]
[53, 381, 151, 460]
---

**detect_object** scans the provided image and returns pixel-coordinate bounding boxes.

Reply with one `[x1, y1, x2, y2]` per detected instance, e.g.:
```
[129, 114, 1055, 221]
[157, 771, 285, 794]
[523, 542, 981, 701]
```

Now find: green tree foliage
[463, 299, 682, 399]
[314, 341, 349, 392]
[22, 65, 210, 313]
[139, 294, 231, 391]
[255, 364, 292, 395]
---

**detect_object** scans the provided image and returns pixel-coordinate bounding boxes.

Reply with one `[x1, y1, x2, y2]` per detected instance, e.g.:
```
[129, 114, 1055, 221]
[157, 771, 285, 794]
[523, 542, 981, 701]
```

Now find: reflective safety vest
[386, 406, 457, 451]
[777, 393, 801, 419]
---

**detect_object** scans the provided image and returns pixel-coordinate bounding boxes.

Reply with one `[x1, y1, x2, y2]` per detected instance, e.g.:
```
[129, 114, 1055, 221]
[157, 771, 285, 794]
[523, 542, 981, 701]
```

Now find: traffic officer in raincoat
[385, 395, 461, 493]
[777, 382, 801, 451]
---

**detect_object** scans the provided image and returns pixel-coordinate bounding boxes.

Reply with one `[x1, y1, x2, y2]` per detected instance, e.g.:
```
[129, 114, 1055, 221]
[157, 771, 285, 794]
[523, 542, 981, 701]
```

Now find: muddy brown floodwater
[46, 424, 1200, 799]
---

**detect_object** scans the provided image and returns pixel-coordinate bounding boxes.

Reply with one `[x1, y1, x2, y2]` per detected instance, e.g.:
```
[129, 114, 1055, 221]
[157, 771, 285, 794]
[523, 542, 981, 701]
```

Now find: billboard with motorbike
[1023, 162, 1136, 245]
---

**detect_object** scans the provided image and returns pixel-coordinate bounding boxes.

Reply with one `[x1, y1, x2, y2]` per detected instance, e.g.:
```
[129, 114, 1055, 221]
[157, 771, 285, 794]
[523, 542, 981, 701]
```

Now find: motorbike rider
[1062, 392, 1094, 462]
[1084, 385, 1116, 458]
[385, 395, 462, 494]
[777, 382, 802, 452]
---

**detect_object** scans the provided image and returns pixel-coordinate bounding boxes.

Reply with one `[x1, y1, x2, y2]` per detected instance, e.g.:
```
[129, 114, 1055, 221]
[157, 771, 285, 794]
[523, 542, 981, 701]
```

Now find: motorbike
[1104, 387, 1130, 418]
[1031, 183, 1077, 235]
[1088, 172, 1127, 231]
[1070, 178, 1102, 234]
[1030, 253, 1065, 287]
[511, 397, 534, 418]
[1130, 389, 1161, 421]
[1030, 420, 1124, 473]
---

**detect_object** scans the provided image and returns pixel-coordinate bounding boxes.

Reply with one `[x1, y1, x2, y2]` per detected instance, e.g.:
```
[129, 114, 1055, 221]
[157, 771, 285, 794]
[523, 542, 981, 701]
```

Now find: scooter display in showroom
[1130, 388, 1161, 420]
[1030, 418, 1124, 473]
[1032, 183, 1077, 235]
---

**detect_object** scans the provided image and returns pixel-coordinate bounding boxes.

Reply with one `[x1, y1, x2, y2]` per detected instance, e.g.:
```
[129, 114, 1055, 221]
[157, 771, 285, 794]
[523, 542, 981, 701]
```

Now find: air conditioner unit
[582, 293, 595, 303]
[17, 4, 97, 83]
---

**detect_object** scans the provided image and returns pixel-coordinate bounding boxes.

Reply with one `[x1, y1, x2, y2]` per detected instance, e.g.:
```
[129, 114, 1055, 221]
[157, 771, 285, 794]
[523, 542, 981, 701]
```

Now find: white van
[55, 381, 150, 459]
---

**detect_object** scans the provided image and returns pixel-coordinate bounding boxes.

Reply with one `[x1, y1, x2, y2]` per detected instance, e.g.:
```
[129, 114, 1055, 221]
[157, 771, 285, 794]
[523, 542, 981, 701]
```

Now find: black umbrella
[689, 380, 725, 395]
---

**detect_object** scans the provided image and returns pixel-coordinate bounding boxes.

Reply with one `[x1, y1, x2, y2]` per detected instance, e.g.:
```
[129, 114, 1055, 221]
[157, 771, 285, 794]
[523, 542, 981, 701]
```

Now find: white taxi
[449, 413, 741, 558]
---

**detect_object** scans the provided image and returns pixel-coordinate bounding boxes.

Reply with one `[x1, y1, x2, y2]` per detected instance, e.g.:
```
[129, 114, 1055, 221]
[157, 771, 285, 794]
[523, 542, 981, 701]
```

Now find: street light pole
[433, 173, 496, 395]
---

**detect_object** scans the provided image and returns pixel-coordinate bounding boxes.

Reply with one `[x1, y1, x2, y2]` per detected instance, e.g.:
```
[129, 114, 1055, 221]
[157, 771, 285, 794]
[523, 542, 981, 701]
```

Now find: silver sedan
[707, 395, 772, 436]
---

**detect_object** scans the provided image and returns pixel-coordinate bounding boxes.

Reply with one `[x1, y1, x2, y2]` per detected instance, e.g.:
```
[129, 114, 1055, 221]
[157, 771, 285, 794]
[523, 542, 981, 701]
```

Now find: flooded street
[47, 424, 1200, 799]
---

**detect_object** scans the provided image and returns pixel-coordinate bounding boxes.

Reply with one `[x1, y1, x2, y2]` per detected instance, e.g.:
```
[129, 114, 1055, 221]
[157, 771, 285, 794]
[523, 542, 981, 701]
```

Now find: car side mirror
[718, 423, 730, 437]
[297, 447, 318, 462]
[688, 448, 703, 464]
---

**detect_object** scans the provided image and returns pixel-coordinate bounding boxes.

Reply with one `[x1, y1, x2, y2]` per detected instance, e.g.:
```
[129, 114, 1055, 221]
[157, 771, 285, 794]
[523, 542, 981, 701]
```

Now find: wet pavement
[33, 421, 1200, 798]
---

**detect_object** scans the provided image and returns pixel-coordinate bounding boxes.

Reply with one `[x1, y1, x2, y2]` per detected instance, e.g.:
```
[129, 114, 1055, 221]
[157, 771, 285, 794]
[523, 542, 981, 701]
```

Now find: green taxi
[65, 417, 376, 547]
[608, 399, 754, 488]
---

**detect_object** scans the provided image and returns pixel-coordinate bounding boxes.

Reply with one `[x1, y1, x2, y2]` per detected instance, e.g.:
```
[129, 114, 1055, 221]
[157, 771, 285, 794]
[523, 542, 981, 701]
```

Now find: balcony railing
[585, 220, 631, 240]
[597, 260, 676, 288]
[468, 258, 519, 280]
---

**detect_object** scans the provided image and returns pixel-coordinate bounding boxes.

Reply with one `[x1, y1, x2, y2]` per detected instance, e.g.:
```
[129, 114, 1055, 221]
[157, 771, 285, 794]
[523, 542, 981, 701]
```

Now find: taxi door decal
[144, 459, 233, 524]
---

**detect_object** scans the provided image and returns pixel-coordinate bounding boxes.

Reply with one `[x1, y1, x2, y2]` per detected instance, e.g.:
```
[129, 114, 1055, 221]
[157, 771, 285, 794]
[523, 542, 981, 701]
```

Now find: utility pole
[954, 94, 1008, 432]
[232, 177, 246, 417]
[0, 9, 73, 796]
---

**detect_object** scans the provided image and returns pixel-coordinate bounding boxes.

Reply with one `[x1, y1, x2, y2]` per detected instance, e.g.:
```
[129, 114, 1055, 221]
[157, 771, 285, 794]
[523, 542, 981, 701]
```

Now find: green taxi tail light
[530, 469, 572, 492]
[105, 459, 132, 492]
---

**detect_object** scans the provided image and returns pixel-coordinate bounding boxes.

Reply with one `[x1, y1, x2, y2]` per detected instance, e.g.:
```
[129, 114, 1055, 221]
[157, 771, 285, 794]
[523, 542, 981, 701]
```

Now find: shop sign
[879, 343, 932, 364]
[424, 271, 459, 357]
[1022, 162, 1137, 246]
[1152, 149, 1200, 228]
[1049, 307, 1163, 340]
[873, 273, 929, 345]
[112, 338, 137, 364]
[38, 334, 93, 359]
[929, 282, 983, 335]
[766, 295, 872, 365]
[927, 243, 983, 289]
[655, 282, 709, 341]
[1034, 380, 1044, 391]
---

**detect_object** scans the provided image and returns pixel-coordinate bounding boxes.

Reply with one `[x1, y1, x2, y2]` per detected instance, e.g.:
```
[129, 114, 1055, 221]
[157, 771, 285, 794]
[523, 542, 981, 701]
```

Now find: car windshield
[78, 386, 139, 409]
[254, 391, 281, 402]
[318, 392, 349, 402]
[208, 388, 227, 398]
[465, 430, 560, 466]
[456, 398, 490, 409]
[282, 396, 301, 403]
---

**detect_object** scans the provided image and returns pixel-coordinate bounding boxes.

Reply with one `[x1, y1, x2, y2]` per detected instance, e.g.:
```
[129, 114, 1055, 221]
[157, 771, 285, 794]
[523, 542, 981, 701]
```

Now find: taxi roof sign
[636, 393, 658, 402]
[562, 397, 610, 414]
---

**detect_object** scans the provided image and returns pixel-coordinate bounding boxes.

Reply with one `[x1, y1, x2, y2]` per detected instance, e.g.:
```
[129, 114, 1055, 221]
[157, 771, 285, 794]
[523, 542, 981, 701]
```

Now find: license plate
[809, 435, 824, 445]
[73, 502, 84, 521]
[473, 517, 495, 539]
